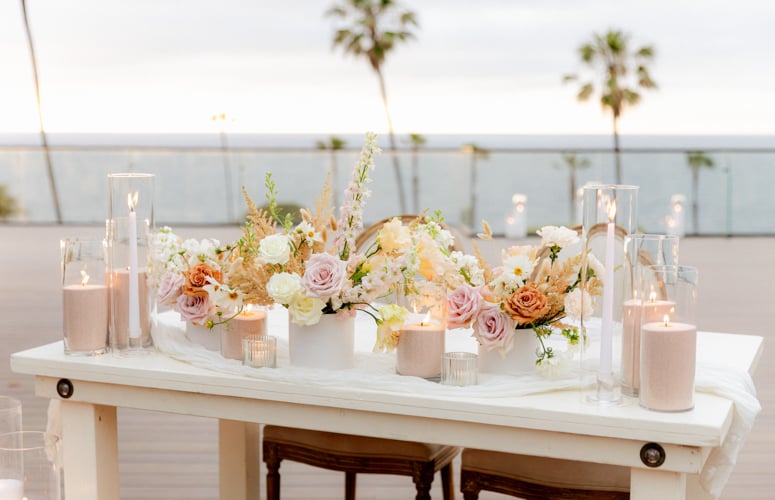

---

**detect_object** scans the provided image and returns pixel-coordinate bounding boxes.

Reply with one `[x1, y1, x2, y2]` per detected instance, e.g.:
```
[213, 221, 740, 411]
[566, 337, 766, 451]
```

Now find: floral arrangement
[225, 132, 414, 327]
[445, 225, 603, 365]
[147, 228, 241, 327]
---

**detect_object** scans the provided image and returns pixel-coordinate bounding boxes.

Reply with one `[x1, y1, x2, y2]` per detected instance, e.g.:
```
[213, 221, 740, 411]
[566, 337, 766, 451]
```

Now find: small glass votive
[0, 431, 61, 500]
[440, 352, 478, 386]
[0, 397, 22, 436]
[242, 335, 277, 368]
[61, 238, 109, 356]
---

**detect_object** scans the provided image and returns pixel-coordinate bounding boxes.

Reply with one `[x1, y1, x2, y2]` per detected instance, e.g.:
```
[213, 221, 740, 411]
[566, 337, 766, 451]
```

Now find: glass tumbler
[0, 431, 61, 500]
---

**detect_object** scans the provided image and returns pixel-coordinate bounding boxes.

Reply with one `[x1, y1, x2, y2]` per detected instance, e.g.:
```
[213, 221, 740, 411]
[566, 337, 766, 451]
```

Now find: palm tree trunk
[219, 129, 234, 223]
[21, 0, 62, 224]
[330, 150, 339, 208]
[411, 146, 419, 213]
[469, 153, 477, 231]
[375, 69, 407, 213]
[692, 167, 699, 235]
[612, 114, 622, 185]
[570, 167, 577, 225]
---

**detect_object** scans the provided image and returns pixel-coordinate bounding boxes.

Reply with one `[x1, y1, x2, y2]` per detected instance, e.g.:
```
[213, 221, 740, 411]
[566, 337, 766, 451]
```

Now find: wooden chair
[263, 425, 458, 500]
[460, 448, 630, 500]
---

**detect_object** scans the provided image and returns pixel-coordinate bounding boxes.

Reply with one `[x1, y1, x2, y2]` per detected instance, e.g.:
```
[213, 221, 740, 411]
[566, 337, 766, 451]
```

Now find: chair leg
[263, 444, 281, 500]
[345, 471, 356, 500]
[460, 470, 480, 500]
[411, 462, 435, 500]
[441, 462, 454, 500]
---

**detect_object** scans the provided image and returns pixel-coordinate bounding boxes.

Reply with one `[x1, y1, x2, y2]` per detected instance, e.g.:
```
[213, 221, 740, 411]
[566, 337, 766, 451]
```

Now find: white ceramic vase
[288, 313, 355, 369]
[185, 323, 221, 351]
[478, 329, 541, 375]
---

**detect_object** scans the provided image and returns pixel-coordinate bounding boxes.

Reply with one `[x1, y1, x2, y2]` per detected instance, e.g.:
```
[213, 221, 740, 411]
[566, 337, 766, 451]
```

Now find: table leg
[219, 419, 261, 500]
[631, 467, 687, 500]
[60, 401, 119, 500]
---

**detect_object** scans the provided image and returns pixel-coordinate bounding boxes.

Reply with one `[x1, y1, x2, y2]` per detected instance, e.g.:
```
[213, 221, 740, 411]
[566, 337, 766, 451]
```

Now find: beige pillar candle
[63, 283, 109, 354]
[639, 319, 696, 411]
[621, 298, 674, 394]
[222, 309, 268, 360]
[110, 269, 151, 347]
[396, 323, 445, 379]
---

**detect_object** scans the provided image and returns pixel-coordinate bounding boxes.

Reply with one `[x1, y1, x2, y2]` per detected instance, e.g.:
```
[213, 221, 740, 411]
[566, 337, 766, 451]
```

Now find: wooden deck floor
[2, 225, 772, 499]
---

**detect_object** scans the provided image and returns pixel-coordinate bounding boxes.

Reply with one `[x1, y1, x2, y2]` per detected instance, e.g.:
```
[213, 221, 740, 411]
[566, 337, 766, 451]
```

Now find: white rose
[288, 296, 326, 326]
[259, 234, 291, 265]
[266, 272, 303, 305]
[537, 226, 579, 248]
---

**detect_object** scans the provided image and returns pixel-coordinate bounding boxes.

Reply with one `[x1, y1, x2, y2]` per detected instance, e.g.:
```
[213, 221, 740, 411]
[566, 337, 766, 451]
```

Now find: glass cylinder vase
[107, 173, 154, 354]
[639, 265, 698, 412]
[579, 184, 638, 404]
[61, 238, 109, 356]
[0, 431, 61, 500]
[621, 234, 679, 396]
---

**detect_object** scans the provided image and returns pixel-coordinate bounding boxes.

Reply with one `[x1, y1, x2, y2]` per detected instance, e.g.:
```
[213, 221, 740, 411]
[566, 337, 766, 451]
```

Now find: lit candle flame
[421, 312, 431, 326]
[80, 269, 90, 286]
[648, 291, 657, 302]
[663, 314, 670, 327]
[127, 191, 139, 212]
[606, 198, 617, 222]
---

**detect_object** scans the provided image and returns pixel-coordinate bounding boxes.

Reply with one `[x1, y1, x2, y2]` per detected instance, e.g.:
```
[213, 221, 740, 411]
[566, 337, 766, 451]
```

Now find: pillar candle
[0, 478, 23, 500]
[621, 298, 675, 392]
[639, 319, 697, 411]
[222, 309, 267, 360]
[396, 322, 445, 379]
[63, 283, 108, 353]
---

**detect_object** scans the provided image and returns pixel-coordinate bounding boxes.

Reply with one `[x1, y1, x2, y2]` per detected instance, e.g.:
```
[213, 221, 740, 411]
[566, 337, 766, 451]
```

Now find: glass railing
[0, 145, 772, 235]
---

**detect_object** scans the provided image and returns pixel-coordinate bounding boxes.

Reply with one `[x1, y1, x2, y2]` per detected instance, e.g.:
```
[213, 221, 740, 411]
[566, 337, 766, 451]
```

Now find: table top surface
[11, 328, 762, 449]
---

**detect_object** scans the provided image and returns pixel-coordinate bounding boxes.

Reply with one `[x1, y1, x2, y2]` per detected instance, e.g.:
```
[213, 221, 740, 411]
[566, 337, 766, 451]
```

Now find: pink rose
[446, 284, 482, 329]
[473, 302, 515, 351]
[157, 272, 185, 307]
[176, 294, 212, 325]
[302, 253, 348, 300]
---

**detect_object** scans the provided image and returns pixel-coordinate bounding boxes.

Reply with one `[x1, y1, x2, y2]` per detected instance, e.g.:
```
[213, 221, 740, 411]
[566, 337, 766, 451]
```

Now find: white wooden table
[11, 331, 762, 500]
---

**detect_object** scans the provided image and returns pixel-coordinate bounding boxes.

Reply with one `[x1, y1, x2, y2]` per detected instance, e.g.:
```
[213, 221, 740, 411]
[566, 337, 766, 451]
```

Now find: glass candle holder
[621, 234, 679, 396]
[580, 184, 639, 405]
[0, 431, 61, 500]
[222, 307, 268, 360]
[440, 352, 478, 386]
[242, 335, 277, 368]
[61, 238, 109, 356]
[396, 283, 446, 380]
[107, 173, 154, 354]
[639, 265, 698, 412]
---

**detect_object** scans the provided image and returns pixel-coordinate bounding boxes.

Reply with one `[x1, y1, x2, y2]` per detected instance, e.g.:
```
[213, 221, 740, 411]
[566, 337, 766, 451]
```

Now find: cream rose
[266, 272, 303, 305]
[376, 217, 411, 253]
[258, 234, 291, 265]
[473, 302, 515, 351]
[537, 225, 579, 248]
[288, 296, 326, 326]
[564, 288, 594, 320]
[503, 283, 549, 326]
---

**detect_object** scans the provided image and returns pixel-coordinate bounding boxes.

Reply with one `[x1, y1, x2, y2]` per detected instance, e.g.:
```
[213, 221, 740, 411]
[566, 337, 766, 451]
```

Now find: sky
[0, 0, 773, 135]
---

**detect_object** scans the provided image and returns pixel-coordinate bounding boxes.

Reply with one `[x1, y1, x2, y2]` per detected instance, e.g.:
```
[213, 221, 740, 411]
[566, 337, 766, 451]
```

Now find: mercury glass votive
[242, 335, 277, 368]
[440, 352, 478, 386]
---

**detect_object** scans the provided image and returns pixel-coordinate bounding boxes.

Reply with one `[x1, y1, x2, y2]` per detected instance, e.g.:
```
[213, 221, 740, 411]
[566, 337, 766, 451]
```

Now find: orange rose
[503, 282, 549, 326]
[185, 263, 223, 297]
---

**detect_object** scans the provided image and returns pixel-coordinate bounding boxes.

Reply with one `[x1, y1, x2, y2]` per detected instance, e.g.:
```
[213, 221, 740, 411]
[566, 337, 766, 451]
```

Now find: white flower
[537, 226, 578, 248]
[288, 296, 326, 326]
[266, 272, 303, 305]
[258, 234, 291, 265]
[203, 278, 243, 311]
[295, 221, 323, 246]
[501, 254, 535, 285]
[586, 252, 605, 279]
[376, 217, 411, 253]
[564, 288, 595, 319]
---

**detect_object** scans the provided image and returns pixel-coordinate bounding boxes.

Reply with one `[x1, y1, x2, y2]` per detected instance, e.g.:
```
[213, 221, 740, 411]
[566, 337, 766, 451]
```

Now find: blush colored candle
[222, 309, 267, 360]
[396, 322, 445, 379]
[639, 318, 697, 411]
[0, 478, 23, 499]
[621, 298, 675, 393]
[63, 281, 109, 354]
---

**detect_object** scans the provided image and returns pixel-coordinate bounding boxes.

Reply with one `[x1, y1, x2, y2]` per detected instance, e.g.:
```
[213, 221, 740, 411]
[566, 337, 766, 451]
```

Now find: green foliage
[263, 173, 299, 230]
[686, 151, 715, 171]
[0, 185, 19, 219]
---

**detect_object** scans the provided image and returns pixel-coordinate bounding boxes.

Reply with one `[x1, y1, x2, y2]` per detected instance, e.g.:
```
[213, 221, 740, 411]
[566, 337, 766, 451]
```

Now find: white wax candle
[640, 320, 697, 411]
[0, 478, 24, 500]
[128, 193, 140, 339]
[599, 217, 616, 374]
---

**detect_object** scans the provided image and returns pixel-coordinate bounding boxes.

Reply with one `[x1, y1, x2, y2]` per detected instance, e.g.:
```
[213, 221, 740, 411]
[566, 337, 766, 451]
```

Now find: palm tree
[564, 29, 657, 185]
[557, 152, 590, 224]
[686, 151, 714, 234]
[316, 136, 347, 207]
[407, 133, 426, 213]
[326, 0, 418, 213]
[461, 144, 490, 231]
[20, 0, 62, 223]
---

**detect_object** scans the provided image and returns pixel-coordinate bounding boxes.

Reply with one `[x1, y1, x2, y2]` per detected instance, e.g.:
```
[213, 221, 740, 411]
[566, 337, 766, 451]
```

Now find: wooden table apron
[11, 332, 763, 500]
